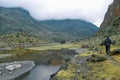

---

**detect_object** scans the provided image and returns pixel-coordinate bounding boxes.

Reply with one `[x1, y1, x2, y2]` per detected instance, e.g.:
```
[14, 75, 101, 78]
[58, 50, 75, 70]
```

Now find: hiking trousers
[106, 45, 110, 55]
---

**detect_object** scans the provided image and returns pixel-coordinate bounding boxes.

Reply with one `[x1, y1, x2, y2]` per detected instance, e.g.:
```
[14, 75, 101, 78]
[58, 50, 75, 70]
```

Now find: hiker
[103, 37, 112, 55]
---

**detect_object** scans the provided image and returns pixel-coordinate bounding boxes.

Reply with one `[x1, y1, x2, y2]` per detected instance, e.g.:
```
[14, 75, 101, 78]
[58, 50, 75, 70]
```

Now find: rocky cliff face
[99, 0, 120, 35]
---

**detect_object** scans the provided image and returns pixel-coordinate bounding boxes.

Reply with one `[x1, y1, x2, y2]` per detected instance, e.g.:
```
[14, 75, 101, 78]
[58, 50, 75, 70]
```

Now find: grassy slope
[56, 55, 120, 80]
[55, 35, 120, 80]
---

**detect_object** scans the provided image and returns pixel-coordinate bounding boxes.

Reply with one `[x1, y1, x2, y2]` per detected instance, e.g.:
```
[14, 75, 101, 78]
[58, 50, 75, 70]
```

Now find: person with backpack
[103, 37, 112, 55]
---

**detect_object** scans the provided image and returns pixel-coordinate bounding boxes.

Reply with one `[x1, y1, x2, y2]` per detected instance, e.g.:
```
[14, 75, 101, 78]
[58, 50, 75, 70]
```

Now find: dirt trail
[69, 48, 89, 64]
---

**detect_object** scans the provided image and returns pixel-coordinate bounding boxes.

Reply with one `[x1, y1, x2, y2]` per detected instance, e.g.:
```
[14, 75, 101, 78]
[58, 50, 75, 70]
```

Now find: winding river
[21, 48, 85, 80]
[23, 65, 60, 80]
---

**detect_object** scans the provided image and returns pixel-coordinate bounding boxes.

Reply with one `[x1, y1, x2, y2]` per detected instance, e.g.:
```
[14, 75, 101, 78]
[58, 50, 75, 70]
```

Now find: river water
[23, 65, 60, 80]
[21, 48, 83, 80]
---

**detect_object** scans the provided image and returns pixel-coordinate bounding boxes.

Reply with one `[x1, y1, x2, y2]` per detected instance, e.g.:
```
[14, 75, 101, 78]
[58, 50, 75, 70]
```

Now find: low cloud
[0, 0, 113, 27]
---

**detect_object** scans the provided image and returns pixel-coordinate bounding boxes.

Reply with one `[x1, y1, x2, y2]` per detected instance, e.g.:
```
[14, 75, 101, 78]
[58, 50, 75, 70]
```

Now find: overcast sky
[0, 0, 113, 27]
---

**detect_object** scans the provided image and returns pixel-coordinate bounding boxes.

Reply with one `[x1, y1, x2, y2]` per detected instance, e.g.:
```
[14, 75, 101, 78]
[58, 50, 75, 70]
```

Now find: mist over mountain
[0, 7, 98, 42]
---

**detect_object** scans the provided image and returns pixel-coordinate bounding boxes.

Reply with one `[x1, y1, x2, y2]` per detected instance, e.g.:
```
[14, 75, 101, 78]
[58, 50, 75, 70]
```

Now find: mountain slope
[40, 20, 98, 40]
[0, 7, 98, 42]
[0, 7, 51, 39]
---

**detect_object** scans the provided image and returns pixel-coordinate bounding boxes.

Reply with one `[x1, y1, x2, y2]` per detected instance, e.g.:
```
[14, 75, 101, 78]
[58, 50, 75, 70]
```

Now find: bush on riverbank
[86, 54, 107, 62]
[63, 54, 73, 62]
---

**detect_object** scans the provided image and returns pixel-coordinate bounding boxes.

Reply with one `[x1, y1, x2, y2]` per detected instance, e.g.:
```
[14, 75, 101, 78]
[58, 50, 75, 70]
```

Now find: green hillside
[0, 7, 52, 39]
[41, 19, 98, 40]
[0, 7, 98, 42]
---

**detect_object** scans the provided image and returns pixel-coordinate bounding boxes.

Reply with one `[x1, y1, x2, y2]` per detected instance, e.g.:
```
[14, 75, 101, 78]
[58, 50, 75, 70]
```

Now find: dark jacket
[104, 37, 112, 46]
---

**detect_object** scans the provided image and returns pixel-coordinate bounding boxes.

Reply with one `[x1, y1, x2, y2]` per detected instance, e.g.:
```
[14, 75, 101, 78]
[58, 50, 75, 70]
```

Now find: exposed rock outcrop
[0, 61, 35, 80]
[99, 0, 120, 35]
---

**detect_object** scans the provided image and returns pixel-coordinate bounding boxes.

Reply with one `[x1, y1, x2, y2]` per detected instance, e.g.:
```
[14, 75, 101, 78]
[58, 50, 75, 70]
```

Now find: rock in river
[0, 61, 35, 80]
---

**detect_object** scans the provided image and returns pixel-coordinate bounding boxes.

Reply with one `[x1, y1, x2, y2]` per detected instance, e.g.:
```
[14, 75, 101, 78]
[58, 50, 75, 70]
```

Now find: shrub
[63, 54, 73, 62]
[111, 49, 120, 55]
[86, 54, 107, 62]
[60, 39, 66, 44]
[81, 45, 89, 48]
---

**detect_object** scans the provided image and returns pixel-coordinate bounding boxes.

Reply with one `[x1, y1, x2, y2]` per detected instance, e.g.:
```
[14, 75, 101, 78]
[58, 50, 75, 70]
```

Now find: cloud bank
[0, 0, 113, 27]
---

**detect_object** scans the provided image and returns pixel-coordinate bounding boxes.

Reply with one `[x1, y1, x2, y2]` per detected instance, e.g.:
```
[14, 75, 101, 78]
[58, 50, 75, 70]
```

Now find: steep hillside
[0, 7, 98, 42]
[99, 0, 120, 35]
[41, 20, 98, 40]
[0, 7, 52, 40]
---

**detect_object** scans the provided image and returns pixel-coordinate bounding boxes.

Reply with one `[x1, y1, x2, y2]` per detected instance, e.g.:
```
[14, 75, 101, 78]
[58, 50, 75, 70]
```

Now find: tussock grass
[56, 54, 120, 80]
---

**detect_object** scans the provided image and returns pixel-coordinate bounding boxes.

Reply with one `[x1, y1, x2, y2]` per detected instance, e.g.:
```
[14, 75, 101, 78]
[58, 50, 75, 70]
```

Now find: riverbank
[50, 48, 89, 80]
[0, 47, 80, 80]
[21, 48, 80, 80]
[51, 46, 120, 80]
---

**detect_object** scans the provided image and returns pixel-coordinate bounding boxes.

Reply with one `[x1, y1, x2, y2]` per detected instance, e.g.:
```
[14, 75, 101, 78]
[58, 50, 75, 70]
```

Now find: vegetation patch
[111, 49, 120, 55]
[55, 54, 120, 80]
[0, 33, 45, 44]
[79, 51, 97, 56]
[86, 54, 107, 62]
[28, 43, 80, 50]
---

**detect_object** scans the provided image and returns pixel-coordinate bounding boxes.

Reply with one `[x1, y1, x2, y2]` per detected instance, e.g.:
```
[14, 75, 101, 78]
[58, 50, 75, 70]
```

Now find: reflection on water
[23, 65, 60, 80]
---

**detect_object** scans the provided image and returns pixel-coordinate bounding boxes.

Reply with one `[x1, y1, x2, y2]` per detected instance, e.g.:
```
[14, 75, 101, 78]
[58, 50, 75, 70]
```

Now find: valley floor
[0, 41, 120, 80]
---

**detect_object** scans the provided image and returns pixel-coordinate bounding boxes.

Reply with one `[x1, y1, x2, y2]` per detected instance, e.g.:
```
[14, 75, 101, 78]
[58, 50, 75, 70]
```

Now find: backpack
[104, 38, 111, 46]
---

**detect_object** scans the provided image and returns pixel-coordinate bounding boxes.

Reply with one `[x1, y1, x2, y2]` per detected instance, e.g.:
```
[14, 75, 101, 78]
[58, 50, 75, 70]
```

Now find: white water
[23, 65, 60, 80]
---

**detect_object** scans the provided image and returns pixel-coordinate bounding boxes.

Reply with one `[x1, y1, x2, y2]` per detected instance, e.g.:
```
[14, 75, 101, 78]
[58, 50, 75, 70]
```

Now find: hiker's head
[106, 36, 110, 39]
